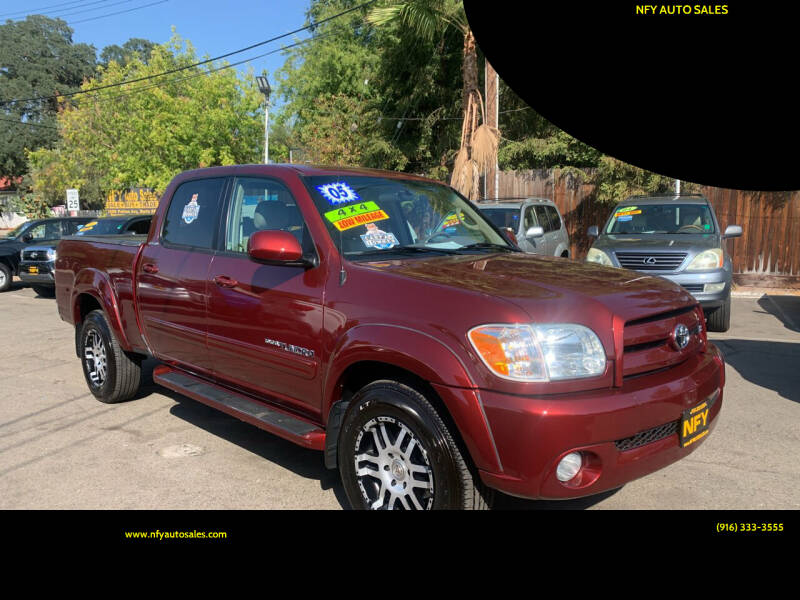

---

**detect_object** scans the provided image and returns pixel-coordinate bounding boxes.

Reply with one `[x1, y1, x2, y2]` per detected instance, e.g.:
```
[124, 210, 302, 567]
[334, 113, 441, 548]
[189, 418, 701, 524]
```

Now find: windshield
[2, 221, 33, 240]
[605, 203, 716, 234]
[481, 208, 520, 230]
[76, 219, 127, 235]
[304, 176, 513, 258]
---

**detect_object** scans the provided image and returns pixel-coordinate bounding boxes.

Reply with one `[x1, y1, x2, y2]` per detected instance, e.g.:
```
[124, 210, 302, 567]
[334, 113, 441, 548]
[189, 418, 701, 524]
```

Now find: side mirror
[247, 230, 305, 265]
[587, 225, 599, 238]
[502, 227, 518, 246]
[22, 234, 33, 243]
[526, 226, 544, 239]
[723, 225, 742, 238]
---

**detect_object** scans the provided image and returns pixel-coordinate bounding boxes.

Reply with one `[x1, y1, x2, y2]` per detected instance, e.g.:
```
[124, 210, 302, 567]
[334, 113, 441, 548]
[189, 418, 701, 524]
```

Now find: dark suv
[0, 217, 92, 292]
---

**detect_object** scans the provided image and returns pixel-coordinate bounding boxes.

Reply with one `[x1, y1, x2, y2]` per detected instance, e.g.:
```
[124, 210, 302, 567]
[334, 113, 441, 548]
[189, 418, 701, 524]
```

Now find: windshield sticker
[442, 213, 461, 228]
[617, 215, 633, 222]
[182, 194, 200, 224]
[79, 221, 97, 231]
[616, 206, 637, 214]
[316, 182, 361, 205]
[360, 223, 398, 249]
[327, 202, 389, 231]
[704, 224, 711, 230]
[616, 209, 641, 216]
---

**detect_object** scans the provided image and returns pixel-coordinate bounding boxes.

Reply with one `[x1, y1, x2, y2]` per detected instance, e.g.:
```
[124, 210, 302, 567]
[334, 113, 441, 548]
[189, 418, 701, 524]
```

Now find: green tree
[28, 33, 263, 208]
[99, 38, 156, 68]
[0, 15, 96, 182]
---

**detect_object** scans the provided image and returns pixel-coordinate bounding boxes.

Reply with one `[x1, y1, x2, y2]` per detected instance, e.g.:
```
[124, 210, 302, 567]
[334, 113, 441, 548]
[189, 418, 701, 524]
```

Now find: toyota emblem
[671, 324, 691, 350]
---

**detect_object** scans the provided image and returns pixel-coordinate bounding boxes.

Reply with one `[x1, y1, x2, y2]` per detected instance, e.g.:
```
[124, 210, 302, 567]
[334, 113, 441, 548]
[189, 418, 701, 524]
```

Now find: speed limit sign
[66, 189, 79, 212]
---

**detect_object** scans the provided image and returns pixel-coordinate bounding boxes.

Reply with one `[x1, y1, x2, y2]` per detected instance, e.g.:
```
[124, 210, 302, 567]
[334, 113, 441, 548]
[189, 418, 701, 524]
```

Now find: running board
[153, 366, 326, 451]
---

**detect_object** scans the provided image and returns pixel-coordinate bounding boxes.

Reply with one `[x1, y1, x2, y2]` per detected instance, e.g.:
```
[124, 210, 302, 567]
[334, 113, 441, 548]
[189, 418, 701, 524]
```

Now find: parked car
[19, 215, 153, 296]
[479, 198, 570, 257]
[55, 165, 725, 510]
[585, 194, 742, 332]
[0, 217, 93, 292]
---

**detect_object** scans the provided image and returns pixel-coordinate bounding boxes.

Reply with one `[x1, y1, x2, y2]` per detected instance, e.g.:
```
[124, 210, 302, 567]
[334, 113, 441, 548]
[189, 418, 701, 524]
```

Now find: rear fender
[324, 324, 503, 473]
[71, 268, 131, 352]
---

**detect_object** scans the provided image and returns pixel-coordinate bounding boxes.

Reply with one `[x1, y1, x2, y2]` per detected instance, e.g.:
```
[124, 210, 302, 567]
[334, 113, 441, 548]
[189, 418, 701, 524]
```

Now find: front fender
[71, 268, 131, 352]
[324, 324, 503, 474]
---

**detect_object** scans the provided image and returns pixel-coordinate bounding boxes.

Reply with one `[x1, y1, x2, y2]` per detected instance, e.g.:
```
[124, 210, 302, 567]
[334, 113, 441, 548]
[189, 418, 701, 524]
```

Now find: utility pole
[485, 60, 499, 201]
[256, 73, 271, 164]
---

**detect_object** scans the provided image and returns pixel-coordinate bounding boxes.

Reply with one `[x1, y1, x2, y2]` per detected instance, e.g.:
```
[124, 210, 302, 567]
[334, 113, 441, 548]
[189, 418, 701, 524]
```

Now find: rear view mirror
[587, 226, 599, 238]
[248, 230, 304, 264]
[526, 226, 544, 239]
[723, 225, 742, 238]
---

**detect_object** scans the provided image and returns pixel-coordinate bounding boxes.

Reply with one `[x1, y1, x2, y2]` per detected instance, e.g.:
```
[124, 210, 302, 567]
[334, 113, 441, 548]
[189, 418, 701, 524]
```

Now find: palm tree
[368, 0, 498, 200]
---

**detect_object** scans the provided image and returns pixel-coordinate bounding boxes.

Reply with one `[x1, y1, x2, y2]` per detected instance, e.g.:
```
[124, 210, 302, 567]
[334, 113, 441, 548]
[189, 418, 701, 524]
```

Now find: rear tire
[32, 285, 55, 297]
[706, 296, 731, 332]
[0, 262, 11, 292]
[338, 380, 493, 510]
[79, 309, 142, 403]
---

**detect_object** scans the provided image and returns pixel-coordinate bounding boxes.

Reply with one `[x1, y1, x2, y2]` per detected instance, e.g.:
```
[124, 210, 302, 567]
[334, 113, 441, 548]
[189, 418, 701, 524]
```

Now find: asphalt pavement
[1, 280, 798, 510]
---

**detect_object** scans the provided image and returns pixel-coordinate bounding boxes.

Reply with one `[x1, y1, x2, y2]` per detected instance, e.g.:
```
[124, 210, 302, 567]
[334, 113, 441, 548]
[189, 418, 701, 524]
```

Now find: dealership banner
[105, 188, 159, 216]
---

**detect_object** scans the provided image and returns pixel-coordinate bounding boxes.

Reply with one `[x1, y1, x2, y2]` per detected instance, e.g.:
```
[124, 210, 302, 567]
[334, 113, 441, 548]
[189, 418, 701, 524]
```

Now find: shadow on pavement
[493, 487, 621, 510]
[757, 295, 800, 333]
[136, 359, 350, 508]
[713, 339, 800, 404]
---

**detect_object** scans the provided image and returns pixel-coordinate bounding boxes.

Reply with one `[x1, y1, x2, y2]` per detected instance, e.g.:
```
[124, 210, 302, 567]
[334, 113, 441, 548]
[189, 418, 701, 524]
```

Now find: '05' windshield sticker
[317, 181, 361, 205]
[325, 201, 389, 231]
[182, 194, 200, 224]
[360, 223, 398, 249]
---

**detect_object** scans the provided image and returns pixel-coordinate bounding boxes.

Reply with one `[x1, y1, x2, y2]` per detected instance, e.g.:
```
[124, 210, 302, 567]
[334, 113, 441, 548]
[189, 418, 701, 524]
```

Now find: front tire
[706, 296, 731, 332]
[338, 380, 493, 510]
[79, 309, 142, 403]
[0, 262, 11, 292]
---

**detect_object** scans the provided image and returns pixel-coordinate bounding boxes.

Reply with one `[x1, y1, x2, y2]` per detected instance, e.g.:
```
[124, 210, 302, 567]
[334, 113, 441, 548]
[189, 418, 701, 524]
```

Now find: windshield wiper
[347, 246, 462, 257]
[455, 242, 517, 253]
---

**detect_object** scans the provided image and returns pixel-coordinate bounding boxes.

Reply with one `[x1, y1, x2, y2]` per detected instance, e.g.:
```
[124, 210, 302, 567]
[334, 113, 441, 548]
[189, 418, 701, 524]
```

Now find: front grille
[22, 250, 50, 261]
[615, 252, 687, 271]
[615, 421, 678, 451]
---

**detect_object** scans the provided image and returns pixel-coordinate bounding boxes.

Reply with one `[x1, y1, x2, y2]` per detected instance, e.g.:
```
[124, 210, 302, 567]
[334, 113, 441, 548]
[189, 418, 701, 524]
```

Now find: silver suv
[479, 198, 571, 257]
[585, 194, 742, 332]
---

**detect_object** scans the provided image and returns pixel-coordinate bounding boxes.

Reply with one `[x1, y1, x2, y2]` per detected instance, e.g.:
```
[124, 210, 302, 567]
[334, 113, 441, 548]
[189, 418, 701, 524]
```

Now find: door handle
[213, 275, 238, 288]
[142, 263, 159, 274]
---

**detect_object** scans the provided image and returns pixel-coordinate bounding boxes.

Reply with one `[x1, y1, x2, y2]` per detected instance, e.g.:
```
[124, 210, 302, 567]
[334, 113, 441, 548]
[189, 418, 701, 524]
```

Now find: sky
[1, 0, 313, 106]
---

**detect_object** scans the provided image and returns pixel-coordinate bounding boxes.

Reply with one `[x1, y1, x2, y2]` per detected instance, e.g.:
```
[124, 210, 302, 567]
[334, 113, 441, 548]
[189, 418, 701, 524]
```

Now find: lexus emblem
[644, 257, 658, 265]
[671, 324, 691, 350]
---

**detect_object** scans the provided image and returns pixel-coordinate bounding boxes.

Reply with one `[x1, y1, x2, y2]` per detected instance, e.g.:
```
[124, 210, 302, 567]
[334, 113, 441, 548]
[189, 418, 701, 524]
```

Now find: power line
[58, 0, 137, 19]
[0, 0, 376, 108]
[68, 0, 168, 25]
[0, 117, 58, 130]
[0, 0, 110, 18]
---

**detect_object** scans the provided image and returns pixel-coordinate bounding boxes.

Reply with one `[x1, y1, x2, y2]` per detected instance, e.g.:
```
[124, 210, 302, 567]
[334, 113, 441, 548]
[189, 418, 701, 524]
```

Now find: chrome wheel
[0, 269, 6, 288]
[84, 330, 107, 386]
[353, 416, 434, 510]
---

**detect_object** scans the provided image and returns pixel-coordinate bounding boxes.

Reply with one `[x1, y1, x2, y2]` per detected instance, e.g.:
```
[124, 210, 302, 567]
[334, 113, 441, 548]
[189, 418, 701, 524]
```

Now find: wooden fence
[483, 169, 800, 287]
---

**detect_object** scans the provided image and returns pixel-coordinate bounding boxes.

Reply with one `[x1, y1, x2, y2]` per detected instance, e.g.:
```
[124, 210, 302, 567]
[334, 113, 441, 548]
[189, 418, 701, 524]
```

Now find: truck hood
[357, 252, 695, 323]
[592, 233, 721, 252]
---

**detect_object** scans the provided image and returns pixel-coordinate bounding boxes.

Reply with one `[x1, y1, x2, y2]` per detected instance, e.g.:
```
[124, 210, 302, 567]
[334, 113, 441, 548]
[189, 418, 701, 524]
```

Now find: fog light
[704, 282, 725, 293]
[556, 452, 583, 482]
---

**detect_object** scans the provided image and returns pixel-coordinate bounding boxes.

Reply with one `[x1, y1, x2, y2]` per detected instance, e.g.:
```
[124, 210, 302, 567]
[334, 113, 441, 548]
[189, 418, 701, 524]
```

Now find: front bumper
[18, 261, 55, 285]
[659, 271, 731, 309]
[473, 344, 725, 500]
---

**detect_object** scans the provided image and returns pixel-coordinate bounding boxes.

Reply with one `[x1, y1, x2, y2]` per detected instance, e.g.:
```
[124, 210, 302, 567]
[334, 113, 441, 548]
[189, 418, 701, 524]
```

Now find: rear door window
[162, 178, 226, 249]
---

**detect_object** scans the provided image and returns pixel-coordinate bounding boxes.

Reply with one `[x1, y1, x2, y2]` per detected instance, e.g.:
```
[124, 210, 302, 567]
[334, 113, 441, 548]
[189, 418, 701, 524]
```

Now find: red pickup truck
[55, 164, 725, 509]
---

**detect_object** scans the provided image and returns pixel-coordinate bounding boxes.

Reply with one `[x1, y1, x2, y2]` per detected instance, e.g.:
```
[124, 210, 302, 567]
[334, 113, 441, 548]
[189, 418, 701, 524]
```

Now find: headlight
[686, 248, 722, 271]
[468, 323, 606, 382]
[46, 249, 57, 261]
[586, 248, 613, 266]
